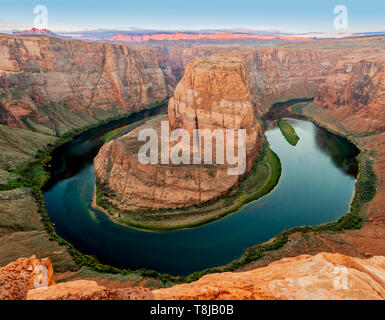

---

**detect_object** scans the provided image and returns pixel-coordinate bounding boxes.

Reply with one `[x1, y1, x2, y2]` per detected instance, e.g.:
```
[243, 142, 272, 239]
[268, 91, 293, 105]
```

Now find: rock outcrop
[94, 56, 263, 209]
[27, 280, 154, 300]
[168, 56, 262, 171]
[0, 255, 54, 300]
[153, 253, 385, 300]
[27, 280, 110, 300]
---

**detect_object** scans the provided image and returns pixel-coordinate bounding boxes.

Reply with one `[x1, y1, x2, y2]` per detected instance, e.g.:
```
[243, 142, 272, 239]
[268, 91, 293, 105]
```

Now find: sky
[0, 0, 385, 33]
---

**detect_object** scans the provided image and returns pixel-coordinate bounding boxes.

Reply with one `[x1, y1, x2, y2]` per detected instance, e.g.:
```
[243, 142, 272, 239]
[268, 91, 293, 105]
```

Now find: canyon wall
[240, 48, 342, 114]
[0, 34, 176, 133]
[94, 56, 263, 209]
[314, 54, 385, 133]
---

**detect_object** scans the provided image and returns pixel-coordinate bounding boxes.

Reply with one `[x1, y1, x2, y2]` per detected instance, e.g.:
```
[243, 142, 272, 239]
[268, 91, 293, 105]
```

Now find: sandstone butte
[94, 56, 263, 209]
[2, 253, 385, 300]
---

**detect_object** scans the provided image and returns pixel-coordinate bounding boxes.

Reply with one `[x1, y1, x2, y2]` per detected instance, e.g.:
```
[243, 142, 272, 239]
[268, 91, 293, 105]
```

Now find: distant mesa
[108, 32, 314, 43]
[13, 28, 58, 37]
[10, 29, 315, 44]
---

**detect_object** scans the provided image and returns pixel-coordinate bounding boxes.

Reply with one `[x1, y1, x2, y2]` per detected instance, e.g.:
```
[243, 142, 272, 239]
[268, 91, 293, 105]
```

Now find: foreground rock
[153, 253, 385, 300]
[94, 56, 263, 209]
[17, 252, 385, 300]
[0, 255, 54, 300]
[27, 280, 109, 300]
[27, 280, 154, 300]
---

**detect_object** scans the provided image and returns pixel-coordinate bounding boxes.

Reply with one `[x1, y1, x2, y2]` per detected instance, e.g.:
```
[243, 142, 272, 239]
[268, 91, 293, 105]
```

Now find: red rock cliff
[0, 34, 177, 132]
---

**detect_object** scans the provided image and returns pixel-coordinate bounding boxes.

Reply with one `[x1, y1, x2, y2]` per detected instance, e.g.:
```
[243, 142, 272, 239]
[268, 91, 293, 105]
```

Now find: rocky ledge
[154, 252, 385, 300]
[3, 253, 385, 300]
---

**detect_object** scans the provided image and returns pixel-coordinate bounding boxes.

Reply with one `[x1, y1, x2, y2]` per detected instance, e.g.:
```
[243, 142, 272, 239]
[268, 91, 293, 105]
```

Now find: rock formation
[153, 253, 385, 300]
[27, 280, 110, 300]
[0, 255, 55, 300]
[94, 56, 263, 209]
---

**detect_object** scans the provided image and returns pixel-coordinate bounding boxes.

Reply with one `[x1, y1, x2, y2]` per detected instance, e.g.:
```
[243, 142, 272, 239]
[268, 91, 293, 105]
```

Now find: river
[43, 102, 359, 275]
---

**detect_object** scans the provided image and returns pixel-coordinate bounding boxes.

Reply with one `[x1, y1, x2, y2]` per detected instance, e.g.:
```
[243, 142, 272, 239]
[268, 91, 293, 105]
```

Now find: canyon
[1, 32, 385, 299]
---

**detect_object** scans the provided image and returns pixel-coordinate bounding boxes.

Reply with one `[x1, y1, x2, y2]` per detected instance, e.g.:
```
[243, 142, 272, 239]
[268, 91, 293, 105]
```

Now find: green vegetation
[277, 119, 300, 146]
[353, 154, 377, 205]
[95, 139, 282, 231]
[101, 125, 131, 143]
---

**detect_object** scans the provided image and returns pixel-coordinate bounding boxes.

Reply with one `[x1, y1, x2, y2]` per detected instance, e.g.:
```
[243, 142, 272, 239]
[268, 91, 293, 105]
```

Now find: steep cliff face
[168, 56, 262, 172]
[0, 34, 177, 133]
[314, 56, 385, 133]
[94, 56, 263, 209]
[154, 253, 385, 300]
[241, 48, 342, 114]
